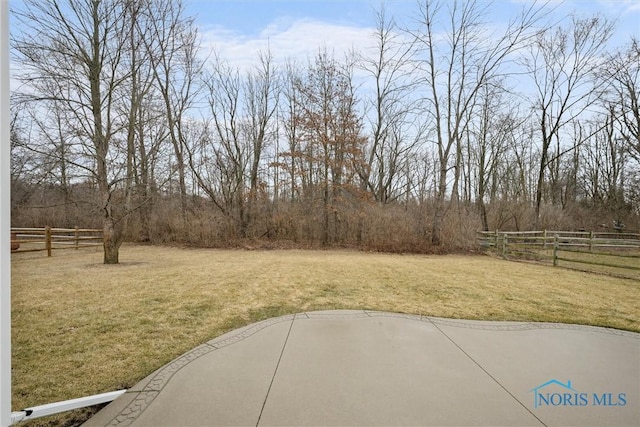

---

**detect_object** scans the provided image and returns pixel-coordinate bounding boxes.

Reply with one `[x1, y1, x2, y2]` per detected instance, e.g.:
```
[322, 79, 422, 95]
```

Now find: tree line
[10, 0, 640, 263]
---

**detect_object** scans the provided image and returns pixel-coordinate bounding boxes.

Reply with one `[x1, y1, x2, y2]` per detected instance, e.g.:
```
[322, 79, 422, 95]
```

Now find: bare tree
[188, 51, 278, 238]
[579, 112, 628, 211]
[470, 83, 520, 230]
[191, 57, 245, 229]
[13, 0, 133, 263]
[9, 105, 45, 214]
[140, 0, 202, 224]
[12, 0, 201, 261]
[359, 5, 419, 204]
[279, 60, 304, 203]
[606, 39, 640, 163]
[522, 14, 613, 228]
[243, 50, 280, 231]
[410, 0, 545, 245]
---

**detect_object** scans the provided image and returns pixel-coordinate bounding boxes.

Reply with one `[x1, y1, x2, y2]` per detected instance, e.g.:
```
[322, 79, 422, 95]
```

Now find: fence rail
[10, 227, 103, 256]
[477, 230, 640, 279]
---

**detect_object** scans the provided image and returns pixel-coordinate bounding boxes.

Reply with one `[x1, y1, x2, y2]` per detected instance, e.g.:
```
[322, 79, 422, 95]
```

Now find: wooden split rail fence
[477, 230, 640, 279]
[10, 227, 103, 256]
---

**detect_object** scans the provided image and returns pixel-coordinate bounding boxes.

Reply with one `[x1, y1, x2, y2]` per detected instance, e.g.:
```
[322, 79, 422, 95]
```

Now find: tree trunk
[431, 160, 449, 246]
[102, 216, 120, 264]
[431, 201, 445, 246]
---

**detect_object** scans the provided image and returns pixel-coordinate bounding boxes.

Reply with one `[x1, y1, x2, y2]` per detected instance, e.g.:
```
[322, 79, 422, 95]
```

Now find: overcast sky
[188, 0, 640, 71]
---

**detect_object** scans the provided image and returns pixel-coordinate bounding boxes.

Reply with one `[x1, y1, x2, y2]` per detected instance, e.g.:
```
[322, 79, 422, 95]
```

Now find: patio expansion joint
[427, 318, 549, 427]
[102, 314, 297, 426]
[255, 313, 296, 427]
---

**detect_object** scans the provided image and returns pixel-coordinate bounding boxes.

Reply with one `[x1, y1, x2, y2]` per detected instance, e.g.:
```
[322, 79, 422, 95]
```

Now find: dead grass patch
[11, 244, 640, 425]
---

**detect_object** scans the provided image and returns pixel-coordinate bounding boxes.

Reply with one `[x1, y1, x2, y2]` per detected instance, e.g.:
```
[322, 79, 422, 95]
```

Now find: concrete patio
[84, 310, 639, 426]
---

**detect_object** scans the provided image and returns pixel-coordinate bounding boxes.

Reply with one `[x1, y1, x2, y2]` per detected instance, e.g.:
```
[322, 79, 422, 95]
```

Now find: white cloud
[199, 18, 376, 72]
[599, 0, 640, 14]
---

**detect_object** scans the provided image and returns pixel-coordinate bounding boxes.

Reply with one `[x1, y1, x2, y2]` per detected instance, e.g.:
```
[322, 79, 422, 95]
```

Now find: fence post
[589, 231, 594, 252]
[45, 226, 52, 257]
[543, 229, 547, 250]
[502, 234, 508, 258]
[553, 234, 559, 266]
[75, 226, 79, 250]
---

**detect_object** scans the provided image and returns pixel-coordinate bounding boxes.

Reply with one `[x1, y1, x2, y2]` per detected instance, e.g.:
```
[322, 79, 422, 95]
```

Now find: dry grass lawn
[11, 244, 640, 426]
